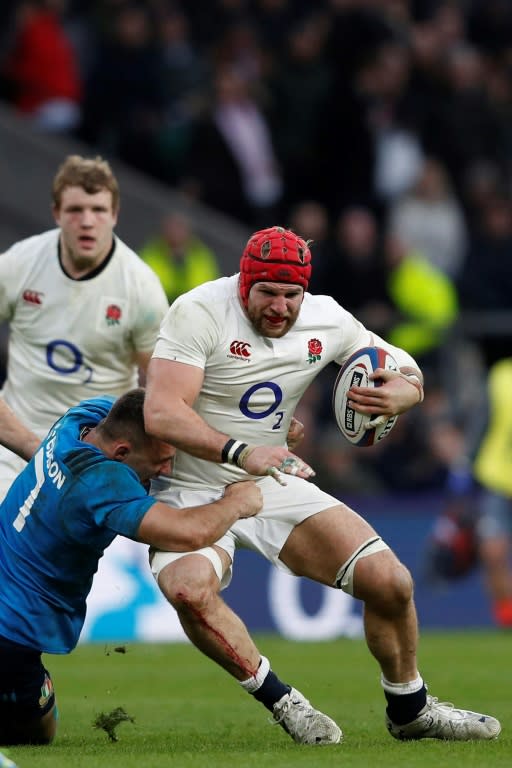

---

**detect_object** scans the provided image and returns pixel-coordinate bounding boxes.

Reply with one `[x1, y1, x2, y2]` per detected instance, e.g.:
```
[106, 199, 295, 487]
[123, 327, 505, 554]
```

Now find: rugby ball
[333, 346, 399, 447]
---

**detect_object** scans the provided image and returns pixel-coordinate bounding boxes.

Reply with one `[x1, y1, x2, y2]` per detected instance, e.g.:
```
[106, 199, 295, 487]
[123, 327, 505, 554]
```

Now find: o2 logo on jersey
[46, 339, 93, 383]
[239, 381, 284, 430]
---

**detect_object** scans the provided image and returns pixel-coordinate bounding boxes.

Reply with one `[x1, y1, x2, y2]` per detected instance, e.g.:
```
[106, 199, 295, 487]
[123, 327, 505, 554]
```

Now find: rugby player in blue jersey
[0, 388, 262, 745]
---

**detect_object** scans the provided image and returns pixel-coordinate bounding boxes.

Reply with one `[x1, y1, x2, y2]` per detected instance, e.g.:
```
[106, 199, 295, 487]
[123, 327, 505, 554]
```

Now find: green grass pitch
[5, 630, 510, 768]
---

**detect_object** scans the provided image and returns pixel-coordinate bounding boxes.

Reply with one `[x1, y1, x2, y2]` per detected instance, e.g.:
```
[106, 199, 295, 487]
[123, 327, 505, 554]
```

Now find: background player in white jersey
[0, 388, 262, 745]
[0, 154, 169, 499]
[144, 226, 501, 746]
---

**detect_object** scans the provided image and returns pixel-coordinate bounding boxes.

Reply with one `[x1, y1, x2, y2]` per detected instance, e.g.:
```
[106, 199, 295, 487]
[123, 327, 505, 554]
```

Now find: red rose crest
[105, 304, 122, 326]
[307, 338, 322, 364]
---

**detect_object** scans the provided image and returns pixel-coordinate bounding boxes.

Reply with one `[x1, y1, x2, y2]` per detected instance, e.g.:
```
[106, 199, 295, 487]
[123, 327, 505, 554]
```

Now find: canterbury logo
[22, 289, 43, 305]
[229, 340, 251, 358]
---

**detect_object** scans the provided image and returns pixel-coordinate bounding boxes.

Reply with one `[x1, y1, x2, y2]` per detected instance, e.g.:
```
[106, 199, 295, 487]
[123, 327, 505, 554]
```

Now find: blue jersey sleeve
[69, 458, 157, 538]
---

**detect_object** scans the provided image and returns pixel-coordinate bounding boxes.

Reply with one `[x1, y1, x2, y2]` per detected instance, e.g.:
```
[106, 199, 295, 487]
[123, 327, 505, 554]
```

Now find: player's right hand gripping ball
[332, 346, 398, 447]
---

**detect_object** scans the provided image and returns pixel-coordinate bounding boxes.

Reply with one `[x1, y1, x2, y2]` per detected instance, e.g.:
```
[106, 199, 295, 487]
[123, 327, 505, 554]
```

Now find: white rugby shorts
[149, 474, 341, 589]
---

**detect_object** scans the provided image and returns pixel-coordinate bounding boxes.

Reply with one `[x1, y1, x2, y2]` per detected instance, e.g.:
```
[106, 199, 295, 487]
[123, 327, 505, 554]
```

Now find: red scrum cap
[238, 226, 312, 308]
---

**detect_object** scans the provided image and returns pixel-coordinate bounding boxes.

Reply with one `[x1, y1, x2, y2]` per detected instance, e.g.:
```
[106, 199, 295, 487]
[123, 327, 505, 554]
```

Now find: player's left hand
[286, 417, 304, 451]
[240, 445, 315, 486]
[348, 368, 421, 420]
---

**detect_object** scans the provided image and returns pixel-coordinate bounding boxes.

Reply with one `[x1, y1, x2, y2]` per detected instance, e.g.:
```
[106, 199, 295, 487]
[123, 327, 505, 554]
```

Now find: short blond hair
[52, 155, 120, 211]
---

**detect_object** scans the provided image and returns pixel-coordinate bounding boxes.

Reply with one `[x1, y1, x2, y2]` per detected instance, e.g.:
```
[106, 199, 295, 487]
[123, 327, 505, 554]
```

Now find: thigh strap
[333, 536, 389, 595]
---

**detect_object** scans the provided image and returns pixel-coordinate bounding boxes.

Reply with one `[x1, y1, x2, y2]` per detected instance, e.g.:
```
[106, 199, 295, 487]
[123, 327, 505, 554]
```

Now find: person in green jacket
[140, 212, 220, 304]
[384, 234, 459, 361]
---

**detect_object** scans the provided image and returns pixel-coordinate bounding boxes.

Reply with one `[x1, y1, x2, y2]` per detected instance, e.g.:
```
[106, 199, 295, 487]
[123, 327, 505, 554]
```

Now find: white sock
[381, 673, 424, 695]
[239, 656, 271, 693]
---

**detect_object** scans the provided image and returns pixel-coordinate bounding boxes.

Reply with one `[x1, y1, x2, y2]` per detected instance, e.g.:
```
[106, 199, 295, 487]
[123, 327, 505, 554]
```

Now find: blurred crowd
[1, 0, 512, 497]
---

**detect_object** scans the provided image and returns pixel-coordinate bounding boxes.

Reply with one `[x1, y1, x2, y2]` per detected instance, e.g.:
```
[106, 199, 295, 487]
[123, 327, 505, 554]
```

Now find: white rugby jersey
[0, 228, 168, 435]
[153, 274, 418, 489]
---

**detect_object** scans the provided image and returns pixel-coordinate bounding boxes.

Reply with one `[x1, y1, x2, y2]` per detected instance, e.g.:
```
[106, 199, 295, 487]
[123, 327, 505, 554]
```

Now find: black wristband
[221, 438, 236, 463]
[232, 442, 248, 466]
[221, 439, 249, 465]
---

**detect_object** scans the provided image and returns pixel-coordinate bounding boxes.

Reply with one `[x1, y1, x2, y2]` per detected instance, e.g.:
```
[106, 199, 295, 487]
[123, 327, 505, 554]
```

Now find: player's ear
[112, 442, 130, 461]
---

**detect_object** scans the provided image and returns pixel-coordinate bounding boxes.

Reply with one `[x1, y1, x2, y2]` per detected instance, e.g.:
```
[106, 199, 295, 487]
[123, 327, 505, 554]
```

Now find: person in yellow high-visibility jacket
[140, 212, 220, 305]
[473, 357, 512, 627]
[385, 235, 459, 360]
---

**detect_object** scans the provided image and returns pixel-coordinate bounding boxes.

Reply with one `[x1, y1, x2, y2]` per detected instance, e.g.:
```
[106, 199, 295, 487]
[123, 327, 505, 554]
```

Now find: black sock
[385, 685, 428, 725]
[252, 670, 291, 711]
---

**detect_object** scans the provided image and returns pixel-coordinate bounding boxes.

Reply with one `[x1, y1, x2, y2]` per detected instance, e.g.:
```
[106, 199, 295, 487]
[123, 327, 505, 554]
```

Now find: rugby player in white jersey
[144, 226, 501, 746]
[0, 154, 169, 498]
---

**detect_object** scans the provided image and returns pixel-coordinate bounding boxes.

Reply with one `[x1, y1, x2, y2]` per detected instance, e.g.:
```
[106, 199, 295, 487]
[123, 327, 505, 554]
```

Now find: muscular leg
[158, 506, 419, 685]
[355, 552, 418, 683]
[279, 504, 419, 683]
[157, 546, 342, 744]
[281, 503, 502, 741]
[156, 506, 499, 741]
[157, 547, 261, 680]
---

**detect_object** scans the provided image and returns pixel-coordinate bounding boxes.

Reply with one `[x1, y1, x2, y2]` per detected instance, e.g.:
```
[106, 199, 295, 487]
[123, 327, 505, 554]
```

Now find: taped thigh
[149, 546, 233, 590]
[333, 536, 389, 595]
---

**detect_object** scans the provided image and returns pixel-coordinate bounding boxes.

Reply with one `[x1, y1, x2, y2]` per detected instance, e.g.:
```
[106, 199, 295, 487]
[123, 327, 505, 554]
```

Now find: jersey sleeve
[131, 264, 170, 354]
[75, 461, 157, 539]
[0, 244, 24, 321]
[330, 298, 420, 371]
[152, 293, 220, 369]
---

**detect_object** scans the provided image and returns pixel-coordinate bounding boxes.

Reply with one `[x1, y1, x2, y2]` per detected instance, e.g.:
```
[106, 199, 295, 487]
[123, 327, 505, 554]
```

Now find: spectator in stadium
[315, 34, 421, 217]
[266, 13, 333, 213]
[179, 66, 283, 227]
[472, 358, 512, 628]
[0, 387, 262, 745]
[457, 193, 512, 367]
[387, 156, 468, 280]
[383, 232, 459, 368]
[316, 206, 393, 331]
[421, 43, 505, 202]
[0, 0, 82, 134]
[139, 211, 220, 305]
[0, 153, 169, 500]
[287, 200, 330, 267]
[421, 355, 512, 619]
[287, 200, 332, 299]
[151, 5, 208, 185]
[144, 226, 500, 745]
[77, 2, 167, 176]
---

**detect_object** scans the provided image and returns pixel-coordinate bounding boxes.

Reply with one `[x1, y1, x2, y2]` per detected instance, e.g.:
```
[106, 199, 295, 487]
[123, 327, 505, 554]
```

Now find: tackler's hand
[223, 480, 263, 518]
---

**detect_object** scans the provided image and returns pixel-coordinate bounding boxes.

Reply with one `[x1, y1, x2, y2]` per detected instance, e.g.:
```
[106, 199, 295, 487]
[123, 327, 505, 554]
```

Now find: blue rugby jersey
[0, 396, 156, 654]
